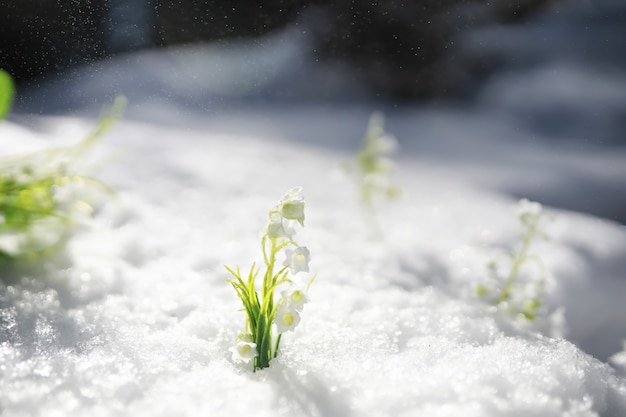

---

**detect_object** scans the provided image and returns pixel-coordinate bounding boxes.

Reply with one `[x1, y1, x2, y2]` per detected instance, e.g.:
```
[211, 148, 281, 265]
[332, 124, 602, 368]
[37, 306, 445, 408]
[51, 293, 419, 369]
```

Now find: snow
[3, 1, 626, 416]
[2, 115, 626, 416]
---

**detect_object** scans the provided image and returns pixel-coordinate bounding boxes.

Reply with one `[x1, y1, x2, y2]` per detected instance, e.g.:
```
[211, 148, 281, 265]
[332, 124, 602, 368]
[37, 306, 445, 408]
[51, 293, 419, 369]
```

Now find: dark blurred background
[1, 0, 625, 224]
[0, 0, 568, 101]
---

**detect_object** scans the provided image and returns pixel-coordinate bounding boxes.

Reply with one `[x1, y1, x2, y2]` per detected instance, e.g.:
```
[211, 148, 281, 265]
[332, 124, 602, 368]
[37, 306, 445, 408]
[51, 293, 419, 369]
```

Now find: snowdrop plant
[0, 96, 125, 259]
[345, 112, 400, 207]
[226, 187, 315, 371]
[477, 199, 548, 320]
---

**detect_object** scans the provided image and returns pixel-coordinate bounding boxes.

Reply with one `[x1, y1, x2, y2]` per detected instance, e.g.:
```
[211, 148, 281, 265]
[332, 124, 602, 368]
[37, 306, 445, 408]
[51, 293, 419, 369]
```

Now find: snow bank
[1, 118, 625, 416]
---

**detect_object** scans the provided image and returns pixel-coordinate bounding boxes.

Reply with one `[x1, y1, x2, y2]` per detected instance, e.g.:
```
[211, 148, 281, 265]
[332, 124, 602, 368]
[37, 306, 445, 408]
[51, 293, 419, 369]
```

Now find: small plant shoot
[226, 187, 315, 371]
[0, 97, 125, 259]
[477, 199, 549, 320]
[345, 112, 400, 207]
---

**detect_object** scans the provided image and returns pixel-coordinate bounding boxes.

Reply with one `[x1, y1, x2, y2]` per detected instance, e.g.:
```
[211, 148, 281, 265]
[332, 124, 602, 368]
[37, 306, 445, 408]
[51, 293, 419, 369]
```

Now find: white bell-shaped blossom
[281, 284, 309, 312]
[517, 198, 542, 219]
[266, 211, 285, 239]
[229, 336, 257, 364]
[275, 305, 301, 333]
[279, 186, 305, 226]
[265, 211, 295, 240]
[283, 246, 310, 274]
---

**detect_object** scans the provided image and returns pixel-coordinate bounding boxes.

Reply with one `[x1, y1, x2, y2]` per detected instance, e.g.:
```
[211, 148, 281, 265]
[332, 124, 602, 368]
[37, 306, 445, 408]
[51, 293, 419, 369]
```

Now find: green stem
[252, 236, 280, 370]
[497, 222, 538, 304]
[274, 333, 282, 358]
[254, 314, 271, 370]
[263, 238, 277, 311]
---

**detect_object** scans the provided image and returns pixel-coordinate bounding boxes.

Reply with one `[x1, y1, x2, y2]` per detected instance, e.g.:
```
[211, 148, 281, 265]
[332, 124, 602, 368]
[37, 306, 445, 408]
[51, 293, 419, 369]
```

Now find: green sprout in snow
[345, 112, 400, 207]
[477, 199, 549, 320]
[0, 97, 125, 260]
[226, 187, 315, 371]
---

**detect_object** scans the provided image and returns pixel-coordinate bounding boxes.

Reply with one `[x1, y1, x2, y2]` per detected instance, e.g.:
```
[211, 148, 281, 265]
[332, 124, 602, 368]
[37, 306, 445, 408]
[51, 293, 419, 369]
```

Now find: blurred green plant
[226, 187, 315, 371]
[0, 69, 15, 121]
[345, 113, 400, 207]
[477, 199, 548, 320]
[0, 96, 125, 260]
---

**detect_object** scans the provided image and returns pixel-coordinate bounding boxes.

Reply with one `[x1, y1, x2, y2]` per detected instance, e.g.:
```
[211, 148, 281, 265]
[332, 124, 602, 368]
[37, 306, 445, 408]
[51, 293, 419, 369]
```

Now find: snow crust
[1, 117, 626, 417]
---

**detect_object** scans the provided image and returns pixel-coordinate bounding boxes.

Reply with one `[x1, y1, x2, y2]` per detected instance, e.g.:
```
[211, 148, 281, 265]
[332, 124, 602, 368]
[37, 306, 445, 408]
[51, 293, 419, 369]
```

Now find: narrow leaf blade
[0, 69, 15, 121]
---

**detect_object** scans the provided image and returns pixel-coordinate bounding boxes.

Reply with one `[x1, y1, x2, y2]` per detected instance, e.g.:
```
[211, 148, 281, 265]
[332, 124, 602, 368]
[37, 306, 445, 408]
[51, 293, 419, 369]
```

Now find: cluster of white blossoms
[275, 281, 310, 334]
[227, 187, 314, 369]
[265, 186, 306, 238]
[268, 187, 312, 340]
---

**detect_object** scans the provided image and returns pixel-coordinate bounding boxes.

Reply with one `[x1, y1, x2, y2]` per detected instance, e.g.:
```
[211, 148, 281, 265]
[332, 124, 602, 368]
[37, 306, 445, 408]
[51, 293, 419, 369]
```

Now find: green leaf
[255, 315, 268, 369]
[0, 69, 15, 120]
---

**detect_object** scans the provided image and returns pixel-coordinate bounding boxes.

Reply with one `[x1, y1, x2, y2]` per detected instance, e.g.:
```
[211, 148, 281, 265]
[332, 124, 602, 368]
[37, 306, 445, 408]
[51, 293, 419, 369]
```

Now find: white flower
[265, 211, 295, 240]
[279, 186, 305, 226]
[281, 284, 309, 312]
[275, 306, 301, 333]
[517, 198, 542, 219]
[266, 211, 285, 239]
[283, 246, 310, 274]
[280, 220, 296, 239]
[229, 336, 257, 364]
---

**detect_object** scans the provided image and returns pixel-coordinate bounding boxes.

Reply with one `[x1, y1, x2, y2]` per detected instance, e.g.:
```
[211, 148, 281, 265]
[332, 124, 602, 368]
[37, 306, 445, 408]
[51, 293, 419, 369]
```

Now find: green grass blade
[0, 69, 14, 121]
[0, 95, 126, 174]
[78, 95, 126, 151]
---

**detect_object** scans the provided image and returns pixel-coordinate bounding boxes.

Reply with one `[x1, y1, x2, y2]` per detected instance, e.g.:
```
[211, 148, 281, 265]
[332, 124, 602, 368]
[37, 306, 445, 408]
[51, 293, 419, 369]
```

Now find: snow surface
[3, 1, 626, 415]
[0, 119, 626, 416]
[2, 115, 626, 416]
